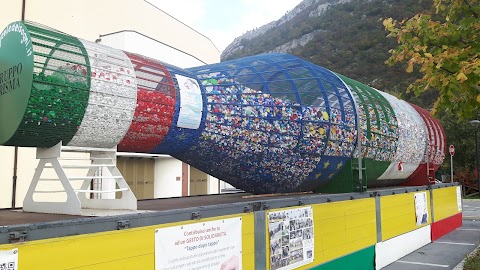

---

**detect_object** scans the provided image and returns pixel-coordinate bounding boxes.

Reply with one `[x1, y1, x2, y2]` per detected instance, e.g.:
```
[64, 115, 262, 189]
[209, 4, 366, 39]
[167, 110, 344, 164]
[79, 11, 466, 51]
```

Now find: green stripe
[5, 22, 90, 147]
[364, 159, 391, 183]
[318, 159, 390, 193]
[309, 245, 375, 270]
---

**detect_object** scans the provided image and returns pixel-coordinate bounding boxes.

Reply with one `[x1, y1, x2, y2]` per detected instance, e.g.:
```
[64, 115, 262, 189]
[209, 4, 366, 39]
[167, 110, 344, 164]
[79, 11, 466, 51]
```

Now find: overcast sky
[148, 0, 303, 52]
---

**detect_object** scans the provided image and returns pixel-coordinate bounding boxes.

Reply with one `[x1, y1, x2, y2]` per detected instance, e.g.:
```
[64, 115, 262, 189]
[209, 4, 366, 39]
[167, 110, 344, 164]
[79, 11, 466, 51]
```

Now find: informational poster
[176, 74, 203, 129]
[414, 192, 429, 226]
[155, 217, 242, 270]
[0, 249, 18, 270]
[457, 186, 462, 211]
[268, 206, 314, 270]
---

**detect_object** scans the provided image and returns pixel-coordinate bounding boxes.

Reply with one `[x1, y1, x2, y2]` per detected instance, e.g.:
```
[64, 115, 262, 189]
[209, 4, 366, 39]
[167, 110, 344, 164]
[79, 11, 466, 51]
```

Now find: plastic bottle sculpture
[0, 21, 446, 194]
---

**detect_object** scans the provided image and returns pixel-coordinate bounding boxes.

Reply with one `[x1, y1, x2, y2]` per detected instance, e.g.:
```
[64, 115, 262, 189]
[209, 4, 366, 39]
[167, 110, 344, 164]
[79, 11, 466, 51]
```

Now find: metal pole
[358, 125, 363, 193]
[450, 154, 454, 183]
[426, 138, 431, 187]
[21, 0, 26, 20]
[351, 87, 363, 193]
[11, 147, 18, 208]
[12, 1, 25, 209]
[475, 128, 479, 194]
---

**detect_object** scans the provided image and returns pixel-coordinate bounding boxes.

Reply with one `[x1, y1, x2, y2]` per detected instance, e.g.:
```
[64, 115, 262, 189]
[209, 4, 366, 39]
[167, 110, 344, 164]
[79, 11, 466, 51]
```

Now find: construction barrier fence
[0, 184, 462, 269]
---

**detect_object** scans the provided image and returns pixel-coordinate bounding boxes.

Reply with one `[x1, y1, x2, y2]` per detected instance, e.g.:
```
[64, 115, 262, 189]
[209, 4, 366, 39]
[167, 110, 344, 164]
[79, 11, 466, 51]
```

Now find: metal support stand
[23, 142, 137, 215]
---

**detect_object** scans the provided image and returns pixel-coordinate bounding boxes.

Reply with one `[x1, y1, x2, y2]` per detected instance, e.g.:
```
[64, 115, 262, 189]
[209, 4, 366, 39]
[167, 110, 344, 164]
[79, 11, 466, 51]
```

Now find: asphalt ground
[383, 199, 480, 270]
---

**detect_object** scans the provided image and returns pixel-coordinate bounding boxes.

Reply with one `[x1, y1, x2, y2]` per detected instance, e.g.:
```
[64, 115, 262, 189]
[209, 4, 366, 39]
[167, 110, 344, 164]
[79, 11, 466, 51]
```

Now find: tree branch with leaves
[384, 0, 479, 119]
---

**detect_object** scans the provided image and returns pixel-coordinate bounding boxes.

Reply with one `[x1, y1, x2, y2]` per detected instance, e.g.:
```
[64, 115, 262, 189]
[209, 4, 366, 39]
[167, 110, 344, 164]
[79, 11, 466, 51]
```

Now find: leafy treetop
[384, 0, 479, 120]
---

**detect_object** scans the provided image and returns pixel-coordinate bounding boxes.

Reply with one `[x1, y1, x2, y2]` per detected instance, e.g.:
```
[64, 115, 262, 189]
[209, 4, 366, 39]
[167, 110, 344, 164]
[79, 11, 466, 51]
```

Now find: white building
[0, 0, 234, 209]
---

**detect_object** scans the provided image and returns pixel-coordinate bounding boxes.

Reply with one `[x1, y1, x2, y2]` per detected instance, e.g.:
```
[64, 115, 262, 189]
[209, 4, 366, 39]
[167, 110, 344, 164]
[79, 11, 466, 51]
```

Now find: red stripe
[431, 212, 463, 241]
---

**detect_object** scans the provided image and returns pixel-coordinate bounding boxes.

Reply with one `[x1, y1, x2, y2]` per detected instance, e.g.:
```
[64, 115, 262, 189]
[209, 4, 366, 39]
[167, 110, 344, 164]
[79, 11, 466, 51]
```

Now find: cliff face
[221, 0, 347, 60]
[268, 30, 321, 54]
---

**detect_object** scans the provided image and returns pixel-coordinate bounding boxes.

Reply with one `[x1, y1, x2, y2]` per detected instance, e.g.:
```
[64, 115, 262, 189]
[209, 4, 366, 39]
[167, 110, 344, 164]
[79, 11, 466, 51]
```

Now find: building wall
[0, 146, 15, 208]
[117, 157, 155, 200]
[0, 0, 219, 65]
[101, 32, 207, 68]
[208, 175, 220, 194]
[1, 147, 40, 208]
[154, 157, 184, 198]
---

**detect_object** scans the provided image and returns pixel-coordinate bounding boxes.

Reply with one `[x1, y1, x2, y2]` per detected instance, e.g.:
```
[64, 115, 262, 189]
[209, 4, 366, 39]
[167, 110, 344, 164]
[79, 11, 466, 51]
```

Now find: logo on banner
[0, 249, 18, 270]
[397, 161, 404, 172]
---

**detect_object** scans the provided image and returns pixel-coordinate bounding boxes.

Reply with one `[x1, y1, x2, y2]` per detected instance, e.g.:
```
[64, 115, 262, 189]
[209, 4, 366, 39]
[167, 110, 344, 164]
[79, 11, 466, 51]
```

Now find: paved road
[384, 200, 480, 270]
[463, 199, 480, 221]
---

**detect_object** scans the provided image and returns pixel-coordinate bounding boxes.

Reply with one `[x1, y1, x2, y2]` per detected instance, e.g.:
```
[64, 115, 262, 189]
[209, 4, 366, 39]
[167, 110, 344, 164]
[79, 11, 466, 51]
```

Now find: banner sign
[268, 206, 314, 270]
[176, 74, 203, 129]
[414, 192, 429, 226]
[155, 217, 242, 270]
[0, 249, 18, 270]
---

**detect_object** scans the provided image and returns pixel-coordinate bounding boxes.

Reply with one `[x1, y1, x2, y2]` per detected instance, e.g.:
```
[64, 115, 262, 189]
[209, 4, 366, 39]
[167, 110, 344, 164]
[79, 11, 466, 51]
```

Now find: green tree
[383, 0, 480, 119]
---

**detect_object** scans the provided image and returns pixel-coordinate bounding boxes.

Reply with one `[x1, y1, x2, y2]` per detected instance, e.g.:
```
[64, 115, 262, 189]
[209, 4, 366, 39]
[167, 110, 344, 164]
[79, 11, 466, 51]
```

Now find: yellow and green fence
[0, 184, 462, 269]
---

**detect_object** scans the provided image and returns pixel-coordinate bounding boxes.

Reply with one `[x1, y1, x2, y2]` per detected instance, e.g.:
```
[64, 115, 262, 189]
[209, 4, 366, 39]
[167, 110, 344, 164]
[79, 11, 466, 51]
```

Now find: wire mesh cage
[338, 74, 398, 162]
[2, 21, 91, 147]
[66, 39, 137, 148]
[380, 92, 427, 165]
[146, 60, 207, 155]
[185, 53, 358, 193]
[0, 20, 448, 194]
[410, 103, 446, 166]
[0, 21, 142, 148]
[118, 52, 177, 153]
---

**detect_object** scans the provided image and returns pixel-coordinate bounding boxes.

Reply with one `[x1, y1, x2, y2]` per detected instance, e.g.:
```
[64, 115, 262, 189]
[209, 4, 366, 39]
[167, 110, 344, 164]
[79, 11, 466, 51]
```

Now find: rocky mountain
[222, 0, 350, 60]
[221, 0, 436, 108]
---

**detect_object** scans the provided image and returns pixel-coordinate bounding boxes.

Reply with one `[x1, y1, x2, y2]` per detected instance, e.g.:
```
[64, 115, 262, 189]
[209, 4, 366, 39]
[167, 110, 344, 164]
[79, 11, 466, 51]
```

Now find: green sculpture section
[319, 75, 399, 192]
[0, 21, 90, 147]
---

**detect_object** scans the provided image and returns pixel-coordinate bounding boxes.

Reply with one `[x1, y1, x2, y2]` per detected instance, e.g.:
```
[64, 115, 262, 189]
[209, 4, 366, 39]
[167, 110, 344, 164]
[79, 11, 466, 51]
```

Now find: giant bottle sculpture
[0, 21, 446, 194]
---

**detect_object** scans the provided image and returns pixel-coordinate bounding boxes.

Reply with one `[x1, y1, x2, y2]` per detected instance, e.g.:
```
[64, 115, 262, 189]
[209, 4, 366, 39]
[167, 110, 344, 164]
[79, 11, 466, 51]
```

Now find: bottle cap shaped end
[0, 21, 34, 145]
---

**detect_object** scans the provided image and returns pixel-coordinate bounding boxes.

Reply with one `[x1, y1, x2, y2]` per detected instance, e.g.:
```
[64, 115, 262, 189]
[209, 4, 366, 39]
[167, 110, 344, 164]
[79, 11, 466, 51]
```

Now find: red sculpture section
[118, 52, 177, 153]
[403, 103, 447, 186]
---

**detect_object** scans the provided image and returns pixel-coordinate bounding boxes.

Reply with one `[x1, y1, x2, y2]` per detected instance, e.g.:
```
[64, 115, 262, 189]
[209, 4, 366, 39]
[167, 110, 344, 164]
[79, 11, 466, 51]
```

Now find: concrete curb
[453, 244, 480, 270]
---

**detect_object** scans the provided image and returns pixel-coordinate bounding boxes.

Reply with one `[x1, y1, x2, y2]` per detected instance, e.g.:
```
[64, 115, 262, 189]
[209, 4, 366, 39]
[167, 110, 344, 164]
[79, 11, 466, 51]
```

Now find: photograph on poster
[268, 206, 314, 270]
[414, 192, 429, 226]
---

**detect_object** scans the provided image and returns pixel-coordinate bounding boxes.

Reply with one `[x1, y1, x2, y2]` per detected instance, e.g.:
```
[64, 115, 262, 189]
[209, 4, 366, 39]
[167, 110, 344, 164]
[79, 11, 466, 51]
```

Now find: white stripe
[397, 260, 449, 268]
[457, 228, 480, 232]
[435, 241, 476, 246]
